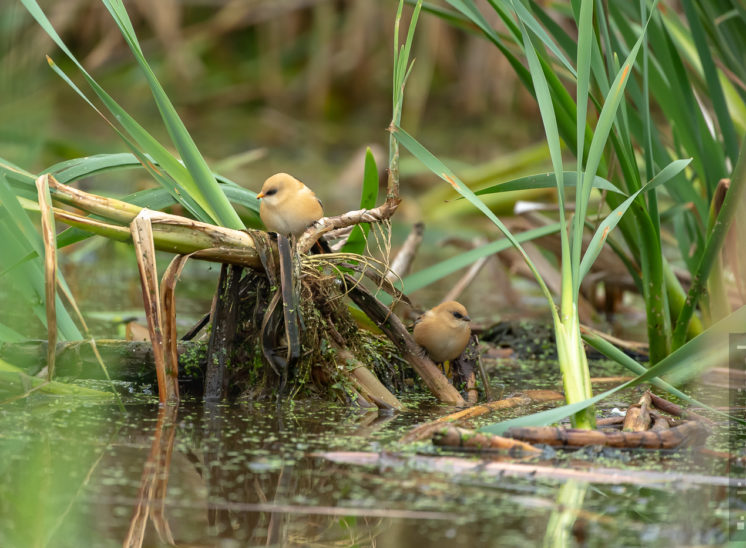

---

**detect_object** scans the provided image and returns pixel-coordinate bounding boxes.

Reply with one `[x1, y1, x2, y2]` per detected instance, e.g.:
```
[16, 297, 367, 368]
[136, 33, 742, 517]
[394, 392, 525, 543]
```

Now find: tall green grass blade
[41, 153, 260, 214]
[512, 5, 570, 279]
[99, 0, 243, 230]
[511, 2, 574, 326]
[529, 0, 577, 61]
[573, 8, 654, 295]
[393, 0, 422, 125]
[680, 0, 739, 166]
[673, 137, 746, 348]
[579, 158, 691, 281]
[582, 332, 720, 414]
[511, 0, 577, 78]
[474, 172, 624, 195]
[0, 174, 81, 341]
[393, 125, 556, 310]
[575, 0, 594, 173]
[341, 148, 379, 255]
[480, 305, 746, 434]
[42, 49, 211, 222]
[20, 0, 242, 228]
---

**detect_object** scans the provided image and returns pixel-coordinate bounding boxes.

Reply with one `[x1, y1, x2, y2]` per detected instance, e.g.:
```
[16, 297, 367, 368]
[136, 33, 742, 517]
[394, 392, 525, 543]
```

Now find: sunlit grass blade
[575, 0, 593, 189]
[573, 7, 655, 273]
[400, 223, 560, 294]
[42, 153, 260, 214]
[579, 158, 691, 281]
[16, 0, 201, 194]
[393, 125, 555, 309]
[512, 6, 568, 278]
[480, 305, 746, 434]
[581, 332, 723, 414]
[341, 148, 379, 255]
[21, 0, 243, 228]
[474, 172, 623, 196]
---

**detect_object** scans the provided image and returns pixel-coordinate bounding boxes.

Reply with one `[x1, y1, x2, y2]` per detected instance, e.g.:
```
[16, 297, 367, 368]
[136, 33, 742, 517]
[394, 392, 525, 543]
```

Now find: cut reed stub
[504, 420, 711, 450]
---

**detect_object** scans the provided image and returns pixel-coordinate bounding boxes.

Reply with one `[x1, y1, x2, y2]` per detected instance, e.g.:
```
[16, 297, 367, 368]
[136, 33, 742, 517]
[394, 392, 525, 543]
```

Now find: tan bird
[256, 173, 324, 238]
[413, 301, 471, 364]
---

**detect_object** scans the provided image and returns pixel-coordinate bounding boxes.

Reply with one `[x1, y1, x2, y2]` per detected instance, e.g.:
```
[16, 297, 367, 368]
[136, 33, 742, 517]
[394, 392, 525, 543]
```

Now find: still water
[0, 373, 743, 547]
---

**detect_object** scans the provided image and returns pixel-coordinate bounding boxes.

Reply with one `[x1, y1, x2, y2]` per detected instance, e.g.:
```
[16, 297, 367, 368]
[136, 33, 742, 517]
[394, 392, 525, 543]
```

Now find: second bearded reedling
[256, 173, 324, 238]
[413, 301, 471, 364]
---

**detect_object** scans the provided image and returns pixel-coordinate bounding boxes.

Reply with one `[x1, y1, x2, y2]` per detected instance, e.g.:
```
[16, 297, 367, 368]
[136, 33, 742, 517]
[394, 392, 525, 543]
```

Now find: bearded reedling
[256, 173, 324, 239]
[413, 301, 471, 365]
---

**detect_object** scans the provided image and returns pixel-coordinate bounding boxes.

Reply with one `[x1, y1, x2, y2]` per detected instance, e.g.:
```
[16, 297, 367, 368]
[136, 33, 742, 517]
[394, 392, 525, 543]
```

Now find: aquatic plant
[395, 0, 745, 428]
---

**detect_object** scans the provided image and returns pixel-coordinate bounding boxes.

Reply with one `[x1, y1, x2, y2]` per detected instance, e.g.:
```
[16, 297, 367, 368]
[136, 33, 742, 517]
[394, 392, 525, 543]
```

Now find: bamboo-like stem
[37, 176, 264, 268]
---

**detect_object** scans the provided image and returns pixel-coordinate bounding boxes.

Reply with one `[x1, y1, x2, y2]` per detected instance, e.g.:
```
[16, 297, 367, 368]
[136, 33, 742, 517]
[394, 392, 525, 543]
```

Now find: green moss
[180, 342, 207, 378]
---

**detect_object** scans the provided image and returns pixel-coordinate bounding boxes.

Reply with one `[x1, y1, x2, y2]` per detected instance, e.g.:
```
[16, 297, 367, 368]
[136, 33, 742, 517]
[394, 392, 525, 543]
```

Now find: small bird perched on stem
[256, 173, 324, 238]
[413, 301, 471, 365]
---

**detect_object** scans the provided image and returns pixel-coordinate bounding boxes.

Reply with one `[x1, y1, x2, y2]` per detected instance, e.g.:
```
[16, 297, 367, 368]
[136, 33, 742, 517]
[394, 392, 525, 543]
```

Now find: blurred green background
[1, 0, 557, 331]
[1, 0, 544, 204]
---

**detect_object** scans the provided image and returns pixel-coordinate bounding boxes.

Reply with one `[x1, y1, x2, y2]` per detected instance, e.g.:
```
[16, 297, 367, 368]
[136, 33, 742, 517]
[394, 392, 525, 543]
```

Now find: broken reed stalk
[432, 425, 541, 454]
[131, 212, 170, 404]
[35, 175, 58, 380]
[204, 264, 242, 402]
[42, 178, 461, 404]
[160, 254, 190, 401]
[502, 391, 714, 450]
[346, 277, 466, 406]
[38, 175, 259, 261]
[648, 391, 715, 425]
[331, 343, 403, 410]
[622, 391, 652, 432]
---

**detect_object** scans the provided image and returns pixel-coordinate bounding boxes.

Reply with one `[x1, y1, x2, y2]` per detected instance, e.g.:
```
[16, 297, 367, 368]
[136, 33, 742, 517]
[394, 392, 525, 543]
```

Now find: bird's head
[433, 300, 471, 330]
[256, 173, 301, 205]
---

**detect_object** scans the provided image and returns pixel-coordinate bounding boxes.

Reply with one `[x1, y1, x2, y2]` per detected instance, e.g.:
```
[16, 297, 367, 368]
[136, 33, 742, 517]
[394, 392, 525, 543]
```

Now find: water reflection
[0, 397, 739, 546]
[124, 405, 178, 547]
[542, 480, 588, 547]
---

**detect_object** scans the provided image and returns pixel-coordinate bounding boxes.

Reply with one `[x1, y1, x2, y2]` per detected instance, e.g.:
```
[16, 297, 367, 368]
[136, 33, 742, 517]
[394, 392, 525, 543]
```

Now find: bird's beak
[463, 316, 471, 322]
[256, 192, 265, 199]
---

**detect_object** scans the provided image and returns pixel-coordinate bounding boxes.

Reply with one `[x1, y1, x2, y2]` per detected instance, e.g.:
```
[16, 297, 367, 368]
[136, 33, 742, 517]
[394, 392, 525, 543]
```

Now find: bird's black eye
[452, 311, 463, 319]
[264, 188, 278, 196]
